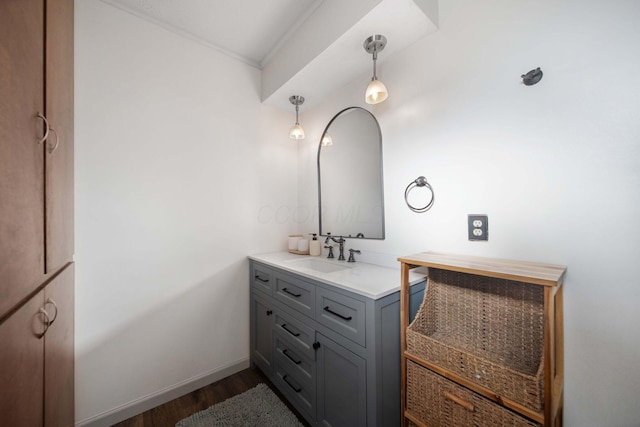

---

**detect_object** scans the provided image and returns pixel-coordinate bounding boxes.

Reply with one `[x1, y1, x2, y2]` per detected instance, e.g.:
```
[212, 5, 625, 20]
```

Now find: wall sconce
[363, 35, 388, 104]
[289, 95, 305, 140]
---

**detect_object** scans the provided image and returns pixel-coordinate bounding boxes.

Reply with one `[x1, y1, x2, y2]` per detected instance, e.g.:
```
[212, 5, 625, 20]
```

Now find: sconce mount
[521, 67, 543, 86]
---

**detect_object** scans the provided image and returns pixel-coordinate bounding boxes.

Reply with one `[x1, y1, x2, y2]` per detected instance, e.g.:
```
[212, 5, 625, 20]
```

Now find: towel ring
[405, 176, 435, 213]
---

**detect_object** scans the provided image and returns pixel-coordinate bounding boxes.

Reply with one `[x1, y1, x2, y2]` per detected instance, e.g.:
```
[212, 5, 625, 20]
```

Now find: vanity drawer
[274, 308, 316, 360]
[406, 360, 541, 427]
[274, 273, 315, 318]
[274, 359, 316, 422]
[316, 287, 366, 347]
[251, 263, 275, 295]
[274, 333, 315, 388]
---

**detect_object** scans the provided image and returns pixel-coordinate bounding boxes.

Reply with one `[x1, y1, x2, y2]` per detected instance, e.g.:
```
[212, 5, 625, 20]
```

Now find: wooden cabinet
[0, 0, 46, 318]
[45, 0, 75, 275]
[250, 260, 426, 427]
[0, 264, 74, 427]
[0, 0, 74, 425]
[399, 252, 566, 427]
[0, 288, 46, 427]
[0, 0, 74, 316]
[44, 265, 75, 426]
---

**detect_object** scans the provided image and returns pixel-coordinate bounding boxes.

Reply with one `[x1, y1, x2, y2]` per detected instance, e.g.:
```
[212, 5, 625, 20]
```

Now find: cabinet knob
[313, 342, 321, 350]
[266, 310, 273, 316]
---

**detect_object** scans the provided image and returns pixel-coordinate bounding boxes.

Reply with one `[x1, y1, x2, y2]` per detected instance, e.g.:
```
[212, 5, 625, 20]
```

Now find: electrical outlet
[468, 215, 488, 241]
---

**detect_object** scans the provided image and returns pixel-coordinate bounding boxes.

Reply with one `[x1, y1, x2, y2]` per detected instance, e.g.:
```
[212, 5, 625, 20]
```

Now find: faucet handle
[347, 249, 361, 263]
[324, 245, 335, 259]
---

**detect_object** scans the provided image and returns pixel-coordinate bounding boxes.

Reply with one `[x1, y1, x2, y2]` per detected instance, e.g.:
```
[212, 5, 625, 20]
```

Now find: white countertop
[248, 251, 427, 300]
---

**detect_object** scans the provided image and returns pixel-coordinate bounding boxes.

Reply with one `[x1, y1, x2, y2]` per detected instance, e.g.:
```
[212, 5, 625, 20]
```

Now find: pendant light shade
[363, 35, 388, 105]
[321, 133, 333, 146]
[289, 124, 305, 140]
[365, 79, 388, 104]
[289, 95, 305, 140]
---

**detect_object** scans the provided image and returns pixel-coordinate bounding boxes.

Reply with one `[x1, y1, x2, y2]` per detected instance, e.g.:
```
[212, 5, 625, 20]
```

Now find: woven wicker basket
[406, 360, 541, 427]
[406, 268, 545, 413]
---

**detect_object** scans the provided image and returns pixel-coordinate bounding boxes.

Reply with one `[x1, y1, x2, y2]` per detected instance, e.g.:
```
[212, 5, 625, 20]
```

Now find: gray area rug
[175, 383, 304, 427]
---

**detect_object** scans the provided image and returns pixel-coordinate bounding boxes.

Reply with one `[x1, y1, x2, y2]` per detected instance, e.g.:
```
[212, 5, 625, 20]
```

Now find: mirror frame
[317, 106, 385, 240]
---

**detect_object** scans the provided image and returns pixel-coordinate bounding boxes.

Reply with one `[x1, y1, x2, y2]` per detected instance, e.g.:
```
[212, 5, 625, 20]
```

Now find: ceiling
[101, 0, 325, 68]
[100, 0, 439, 110]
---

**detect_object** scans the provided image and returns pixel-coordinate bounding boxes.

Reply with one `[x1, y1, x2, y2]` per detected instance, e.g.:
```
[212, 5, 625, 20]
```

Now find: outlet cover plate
[468, 215, 488, 241]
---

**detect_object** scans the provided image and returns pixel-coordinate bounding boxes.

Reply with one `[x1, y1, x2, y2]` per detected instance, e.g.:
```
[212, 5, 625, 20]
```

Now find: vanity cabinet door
[316, 333, 367, 427]
[250, 294, 274, 375]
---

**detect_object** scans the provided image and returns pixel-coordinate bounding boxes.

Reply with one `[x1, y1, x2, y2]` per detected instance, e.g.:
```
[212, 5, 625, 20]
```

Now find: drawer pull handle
[283, 349, 302, 365]
[283, 375, 302, 393]
[444, 392, 475, 412]
[282, 287, 301, 297]
[281, 324, 300, 337]
[324, 306, 352, 321]
[254, 275, 269, 283]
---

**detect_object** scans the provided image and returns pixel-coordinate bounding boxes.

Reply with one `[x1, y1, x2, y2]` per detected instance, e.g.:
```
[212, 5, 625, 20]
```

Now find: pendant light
[289, 95, 305, 140]
[363, 35, 388, 105]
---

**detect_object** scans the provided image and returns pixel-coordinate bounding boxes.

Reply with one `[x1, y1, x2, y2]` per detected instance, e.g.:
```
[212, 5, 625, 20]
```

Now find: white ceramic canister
[297, 238, 309, 253]
[288, 234, 303, 251]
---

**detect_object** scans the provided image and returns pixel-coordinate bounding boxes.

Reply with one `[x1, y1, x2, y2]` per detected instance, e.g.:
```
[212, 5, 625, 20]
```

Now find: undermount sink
[285, 258, 352, 274]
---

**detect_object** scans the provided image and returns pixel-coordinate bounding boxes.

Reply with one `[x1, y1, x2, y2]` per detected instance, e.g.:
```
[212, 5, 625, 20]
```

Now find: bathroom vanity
[249, 252, 426, 427]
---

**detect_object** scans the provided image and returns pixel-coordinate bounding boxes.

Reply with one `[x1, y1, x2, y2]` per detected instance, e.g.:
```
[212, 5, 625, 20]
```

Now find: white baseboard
[76, 357, 250, 427]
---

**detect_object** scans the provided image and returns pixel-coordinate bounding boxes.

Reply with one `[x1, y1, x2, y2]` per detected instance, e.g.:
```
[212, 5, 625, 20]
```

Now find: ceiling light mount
[363, 35, 388, 104]
[363, 35, 387, 56]
[289, 95, 306, 140]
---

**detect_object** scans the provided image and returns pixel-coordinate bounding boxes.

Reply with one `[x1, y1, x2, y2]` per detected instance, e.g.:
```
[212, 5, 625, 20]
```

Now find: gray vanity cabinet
[250, 293, 273, 375]
[250, 259, 425, 427]
[316, 332, 367, 427]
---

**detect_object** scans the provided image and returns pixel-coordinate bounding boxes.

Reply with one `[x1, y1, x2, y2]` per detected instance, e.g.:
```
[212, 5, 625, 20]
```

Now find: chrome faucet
[324, 233, 346, 260]
[348, 249, 361, 263]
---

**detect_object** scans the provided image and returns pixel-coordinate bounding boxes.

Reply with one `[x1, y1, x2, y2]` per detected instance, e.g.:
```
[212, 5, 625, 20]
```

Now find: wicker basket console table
[399, 252, 566, 427]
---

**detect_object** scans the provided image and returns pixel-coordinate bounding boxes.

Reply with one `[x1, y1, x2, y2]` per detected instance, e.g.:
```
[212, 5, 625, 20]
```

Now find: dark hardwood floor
[112, 367, 310, 427]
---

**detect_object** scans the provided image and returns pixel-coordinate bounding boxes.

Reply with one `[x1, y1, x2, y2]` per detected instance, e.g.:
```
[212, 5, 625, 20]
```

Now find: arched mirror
[318, 107, 384, 239]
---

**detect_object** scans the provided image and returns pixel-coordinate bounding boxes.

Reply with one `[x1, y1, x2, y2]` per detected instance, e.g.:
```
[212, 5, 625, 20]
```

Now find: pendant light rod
[289, 95, 306, 140]
[364, 35, 386, 80]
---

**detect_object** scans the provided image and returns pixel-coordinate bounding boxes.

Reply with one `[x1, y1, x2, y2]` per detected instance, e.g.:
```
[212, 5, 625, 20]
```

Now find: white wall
[298, 0, 640, 425]
[74, 1, 297, 424]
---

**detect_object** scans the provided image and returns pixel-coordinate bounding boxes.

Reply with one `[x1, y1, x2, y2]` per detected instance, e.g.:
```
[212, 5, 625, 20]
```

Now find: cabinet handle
[44, 298, 59, 326]
[48, 127, 60, 154]
[255, 275, 269, 283]
[283, 349, 302, 365]
[266, 310, 273, 316]
[324, 306, 352, 321]
[283, 375, 302, 393]
[34, 307, 51, 339]
[282, 287, 301, 297]
[444, 392, 475, 412]
[281, 324, 300, 337]
[36, 113, 50, 145]
[313, 341, 321, 350]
